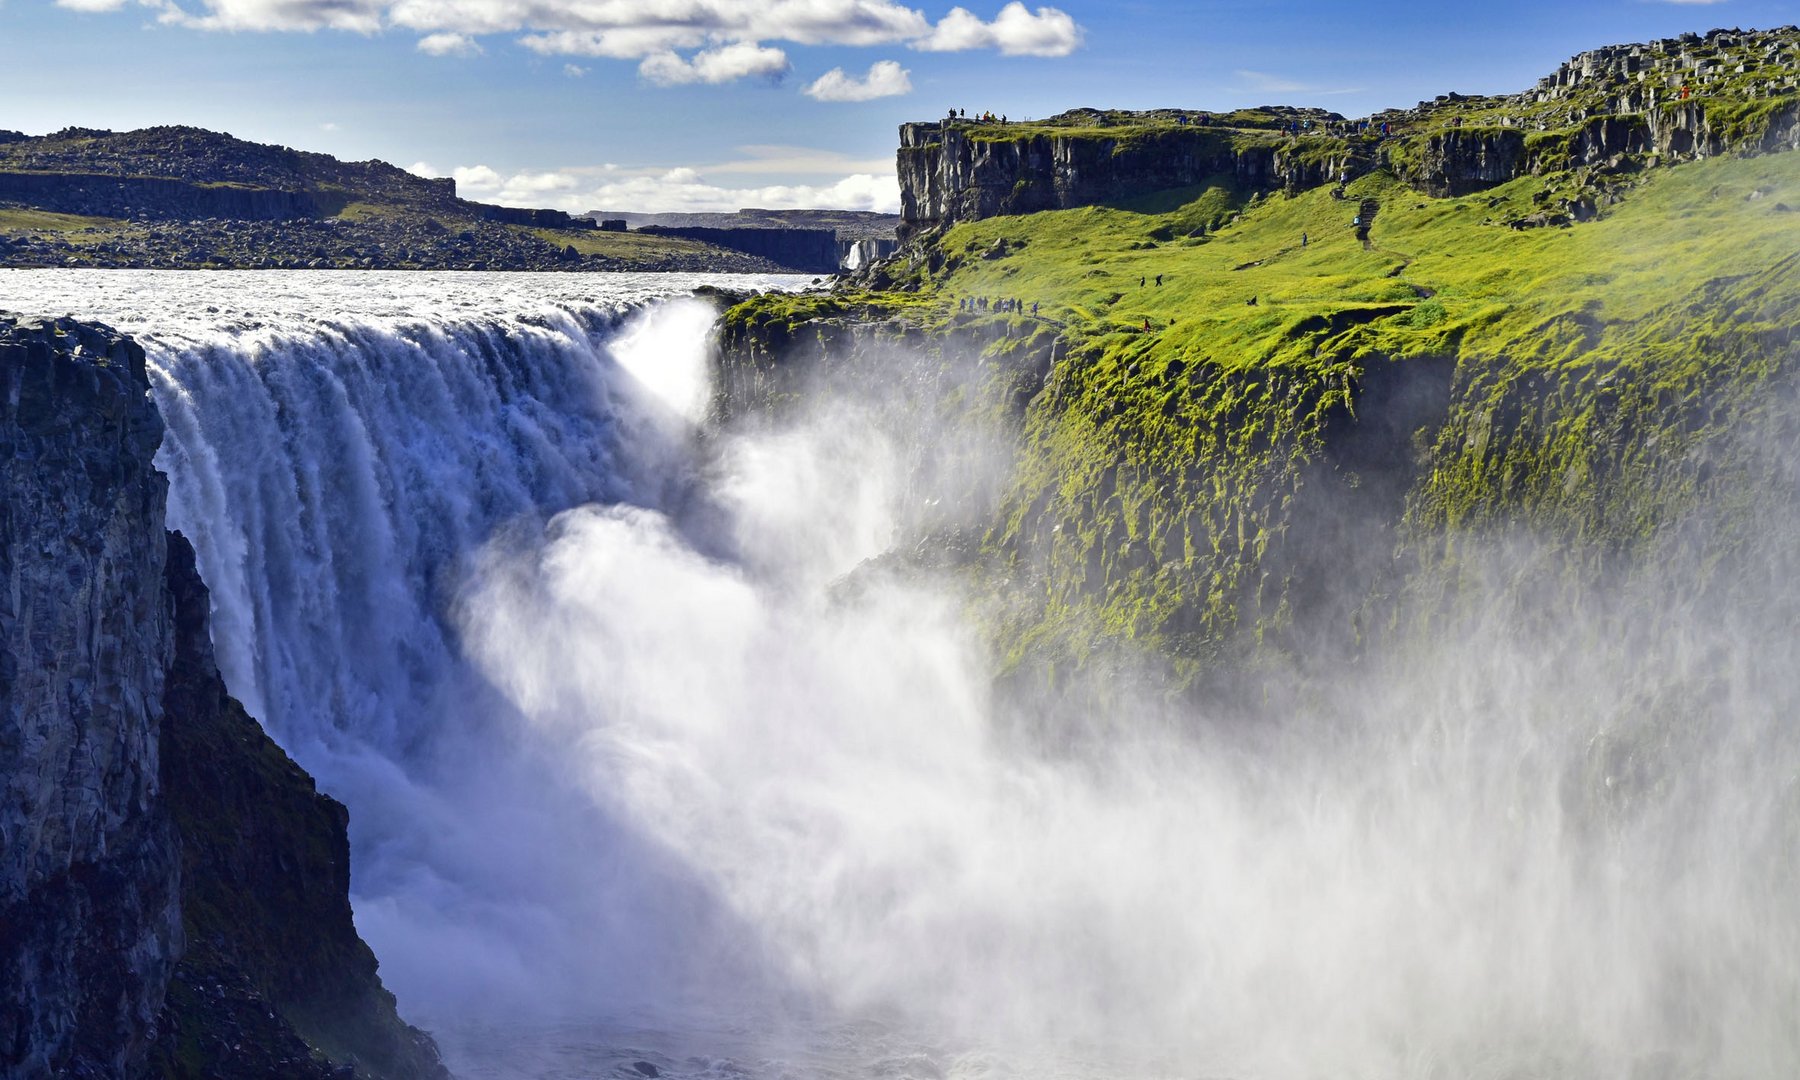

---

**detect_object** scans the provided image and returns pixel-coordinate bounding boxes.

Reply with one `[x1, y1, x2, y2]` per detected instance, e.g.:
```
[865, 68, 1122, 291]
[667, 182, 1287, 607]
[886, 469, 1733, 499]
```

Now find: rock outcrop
[638, 225, 842, 273]
[0, 172, 321, 222]
[475, 204, 596, 230]
[897, 110, 1347, 238]
[1, 316, 181, 1079]
[0, 316, 445, 1080]
[895, 27, 1800, 236]
[150, 536, 447, 1080]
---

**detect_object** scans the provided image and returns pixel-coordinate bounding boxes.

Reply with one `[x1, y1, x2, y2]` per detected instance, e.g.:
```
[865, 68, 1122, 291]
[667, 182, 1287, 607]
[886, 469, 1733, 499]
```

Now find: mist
[454, 326, 1800, 1078]
[15, 269, 1788, 1080]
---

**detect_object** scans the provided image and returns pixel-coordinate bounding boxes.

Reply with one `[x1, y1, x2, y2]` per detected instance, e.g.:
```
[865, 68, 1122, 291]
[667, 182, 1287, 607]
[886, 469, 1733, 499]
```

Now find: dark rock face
[475, 203, 596, 230]
[896, 28, 1800, 235]
[896, 121, 1343, 238]
[0, 172, 321, 222]
[0, 316, 445, 1080]
[151, 535, 448, 1080]
[0, 316, 181, 1078]
[639, 225, 842, 273]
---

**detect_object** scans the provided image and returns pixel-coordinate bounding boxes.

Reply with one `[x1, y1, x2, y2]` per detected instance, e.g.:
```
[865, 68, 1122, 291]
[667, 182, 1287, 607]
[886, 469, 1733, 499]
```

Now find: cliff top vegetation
[724, 25, 1800, 676]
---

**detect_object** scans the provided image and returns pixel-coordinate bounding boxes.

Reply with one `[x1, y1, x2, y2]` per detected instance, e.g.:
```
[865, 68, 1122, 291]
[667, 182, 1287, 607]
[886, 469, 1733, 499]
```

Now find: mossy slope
[721, 134, 1800, 687]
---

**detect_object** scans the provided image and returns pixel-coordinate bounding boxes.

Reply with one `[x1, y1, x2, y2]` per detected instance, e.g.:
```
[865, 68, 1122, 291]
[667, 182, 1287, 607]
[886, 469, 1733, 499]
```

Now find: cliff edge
[0, 317, 445, 1080]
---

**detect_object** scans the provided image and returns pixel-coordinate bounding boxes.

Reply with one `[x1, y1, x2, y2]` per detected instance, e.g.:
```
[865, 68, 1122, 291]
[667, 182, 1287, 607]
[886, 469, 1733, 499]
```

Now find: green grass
[518, 225, 733, 261]
[732, 150, 1800, 679]
[0, 206, 139, 244]
[902, 152, 1799, 363]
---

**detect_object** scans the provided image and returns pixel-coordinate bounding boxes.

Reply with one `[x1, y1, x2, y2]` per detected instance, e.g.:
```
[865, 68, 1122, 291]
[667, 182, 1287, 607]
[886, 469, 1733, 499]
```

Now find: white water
[4, 270, 1797, 1080]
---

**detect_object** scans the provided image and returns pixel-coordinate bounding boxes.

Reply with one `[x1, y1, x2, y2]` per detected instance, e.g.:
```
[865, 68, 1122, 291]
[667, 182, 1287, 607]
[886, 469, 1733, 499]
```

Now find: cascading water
[5, 269, 1798, 1080]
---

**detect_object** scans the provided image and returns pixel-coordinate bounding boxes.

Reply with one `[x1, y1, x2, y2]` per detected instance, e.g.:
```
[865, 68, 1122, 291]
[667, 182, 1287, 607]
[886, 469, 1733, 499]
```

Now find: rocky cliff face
[896, 27, 1800, 236]
[0, 172, 322, 222]
[151, 536, 447, 1080]
[0, 316, 444, 1080]
[640, 225, 842, 273]
[0, 316, 181, 1079]
[896, 118, 1345, 238]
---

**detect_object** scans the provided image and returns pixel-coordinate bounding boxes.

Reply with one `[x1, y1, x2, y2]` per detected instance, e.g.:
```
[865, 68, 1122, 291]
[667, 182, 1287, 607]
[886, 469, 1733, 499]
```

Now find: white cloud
[418, 30, 480, 54]
[55, 0, 131, 12]
[158, 0, 385, 33]
[639, 41, 790, 85]
[519, 26, 706, 60]
[408, 161, 442, 177]
[451, 163, 504, 192]
[320, 120, 340, 131]
[914, 2, 1080, 56]
[563, 62, 587, 77]
[126, 0, 1082, 77]
[804, 59, 912, 101]
[441, 160, 901, 214]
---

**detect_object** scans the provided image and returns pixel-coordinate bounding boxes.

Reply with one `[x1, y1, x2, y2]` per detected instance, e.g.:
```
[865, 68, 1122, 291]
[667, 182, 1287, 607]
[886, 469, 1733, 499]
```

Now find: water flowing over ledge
[6, 268, 1799, 1080]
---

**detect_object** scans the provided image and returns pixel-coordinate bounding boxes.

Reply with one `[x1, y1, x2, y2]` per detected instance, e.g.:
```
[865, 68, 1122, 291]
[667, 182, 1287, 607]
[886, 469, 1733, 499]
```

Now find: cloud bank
[413, 155, 902, 214]
[64, 0, 1083, 82]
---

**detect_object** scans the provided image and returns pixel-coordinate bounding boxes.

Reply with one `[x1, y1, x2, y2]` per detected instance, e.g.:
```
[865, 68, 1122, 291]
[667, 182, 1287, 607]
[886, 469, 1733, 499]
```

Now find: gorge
[5, 22, 1800, 1080]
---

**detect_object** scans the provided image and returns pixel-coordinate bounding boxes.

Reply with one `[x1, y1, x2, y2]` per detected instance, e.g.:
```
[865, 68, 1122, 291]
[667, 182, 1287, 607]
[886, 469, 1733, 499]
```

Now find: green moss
[1703, 93, 1800, 145]
[735, 128, 1800, 685]
[0, 206, 139, 243]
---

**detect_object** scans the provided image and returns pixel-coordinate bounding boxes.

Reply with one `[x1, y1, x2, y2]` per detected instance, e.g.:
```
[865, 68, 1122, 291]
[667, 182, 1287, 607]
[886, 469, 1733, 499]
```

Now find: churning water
[4, 269, 1796, 1080]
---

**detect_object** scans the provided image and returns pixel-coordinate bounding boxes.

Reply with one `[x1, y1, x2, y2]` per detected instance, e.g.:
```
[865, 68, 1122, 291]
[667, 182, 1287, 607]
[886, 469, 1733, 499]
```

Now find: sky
[3, 0, 1797, 213]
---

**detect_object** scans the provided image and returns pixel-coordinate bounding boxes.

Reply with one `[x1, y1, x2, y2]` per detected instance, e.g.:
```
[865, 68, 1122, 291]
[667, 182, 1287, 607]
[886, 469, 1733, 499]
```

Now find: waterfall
[64, 271, 812, 1026]
[5, 269, 1798, 1080]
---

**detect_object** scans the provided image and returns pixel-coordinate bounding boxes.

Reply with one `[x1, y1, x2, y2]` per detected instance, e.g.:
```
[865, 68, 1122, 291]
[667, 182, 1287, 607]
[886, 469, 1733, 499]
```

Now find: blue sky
[4, 0, 1796, 212]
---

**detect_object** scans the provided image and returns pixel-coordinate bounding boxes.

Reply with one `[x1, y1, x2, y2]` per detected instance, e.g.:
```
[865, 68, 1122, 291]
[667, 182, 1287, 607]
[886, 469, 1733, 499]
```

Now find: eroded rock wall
[0, 316, 180, 1078]
[0, 316, 446, 1080]
[896, 123, 1343, 237]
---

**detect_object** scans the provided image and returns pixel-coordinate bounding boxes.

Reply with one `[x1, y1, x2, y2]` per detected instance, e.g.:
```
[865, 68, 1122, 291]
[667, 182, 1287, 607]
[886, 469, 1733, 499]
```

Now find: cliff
[151, 536, 447, 1080]
[1, 316, 181, 1079]
[638, 225, 842, 273]
[0, 172, 322, 222]
[897, 107, 1347, 238]
[0, 317, 445, 1079]
[896, 27, 1800, 238]
[724, 25, 1800, 691]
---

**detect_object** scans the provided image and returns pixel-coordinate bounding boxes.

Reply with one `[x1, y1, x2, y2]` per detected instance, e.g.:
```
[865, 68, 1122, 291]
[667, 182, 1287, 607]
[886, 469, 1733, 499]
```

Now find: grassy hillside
[722, 140, 1800, 686]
